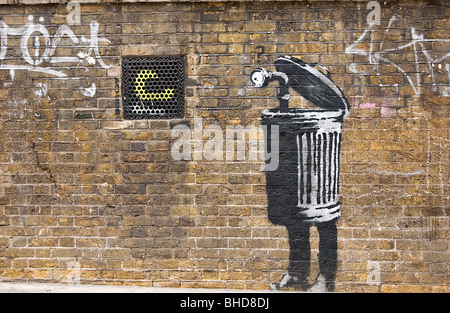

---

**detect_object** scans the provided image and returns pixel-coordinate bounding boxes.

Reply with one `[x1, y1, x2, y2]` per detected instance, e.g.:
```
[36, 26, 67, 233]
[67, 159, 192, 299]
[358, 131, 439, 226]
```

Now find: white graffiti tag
[0, 14, 110, 92]
[346, 15, 450, 95]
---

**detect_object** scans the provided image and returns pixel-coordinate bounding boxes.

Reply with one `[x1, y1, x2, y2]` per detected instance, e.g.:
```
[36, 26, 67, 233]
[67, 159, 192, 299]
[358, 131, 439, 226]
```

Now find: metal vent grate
[122, 56, 185, 119]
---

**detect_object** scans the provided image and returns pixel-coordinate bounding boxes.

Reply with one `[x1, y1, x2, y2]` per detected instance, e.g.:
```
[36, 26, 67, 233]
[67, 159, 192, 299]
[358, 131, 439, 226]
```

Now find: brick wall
[0, 0, 448, 292]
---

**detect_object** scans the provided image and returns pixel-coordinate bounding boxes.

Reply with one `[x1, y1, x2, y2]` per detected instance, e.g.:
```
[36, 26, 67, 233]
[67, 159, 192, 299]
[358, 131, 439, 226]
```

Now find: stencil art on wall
[251, 55, 350, 291]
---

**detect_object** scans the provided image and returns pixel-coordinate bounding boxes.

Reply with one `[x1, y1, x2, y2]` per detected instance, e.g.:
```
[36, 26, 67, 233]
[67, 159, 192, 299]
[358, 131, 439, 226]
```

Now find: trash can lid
[275, 55, 350, 116]
[261, 108, 344, 132]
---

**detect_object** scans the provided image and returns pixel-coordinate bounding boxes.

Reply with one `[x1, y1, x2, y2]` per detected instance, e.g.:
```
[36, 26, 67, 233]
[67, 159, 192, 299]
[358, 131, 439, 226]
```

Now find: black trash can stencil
[251, 55, 350, 291]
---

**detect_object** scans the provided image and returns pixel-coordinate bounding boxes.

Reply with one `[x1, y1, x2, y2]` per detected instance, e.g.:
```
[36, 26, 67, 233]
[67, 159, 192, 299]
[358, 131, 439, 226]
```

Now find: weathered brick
[0, 0, 448, 294]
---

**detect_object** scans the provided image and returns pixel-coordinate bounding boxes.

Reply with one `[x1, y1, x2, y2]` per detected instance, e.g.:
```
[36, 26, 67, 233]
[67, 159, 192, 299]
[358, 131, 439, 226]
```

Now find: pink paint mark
[380, 103, 394, 117]
[357, 102, 396, 117]
[359, 103, 377, 108]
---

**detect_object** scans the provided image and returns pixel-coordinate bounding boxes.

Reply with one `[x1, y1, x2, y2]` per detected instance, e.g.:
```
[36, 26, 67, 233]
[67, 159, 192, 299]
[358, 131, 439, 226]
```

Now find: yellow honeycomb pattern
[134, 70, 174, 101]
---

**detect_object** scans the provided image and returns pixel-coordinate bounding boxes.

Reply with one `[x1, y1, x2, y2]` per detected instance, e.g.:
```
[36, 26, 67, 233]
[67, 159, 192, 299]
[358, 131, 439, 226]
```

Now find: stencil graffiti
[346, 15, 450, 95]
[251, 55, 350, 291]
[0, 10, 110, 97]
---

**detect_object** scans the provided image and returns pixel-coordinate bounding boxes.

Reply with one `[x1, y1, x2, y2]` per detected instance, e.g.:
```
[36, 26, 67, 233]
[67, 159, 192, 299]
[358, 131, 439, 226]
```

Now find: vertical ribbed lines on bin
[296, 130, 341, 208]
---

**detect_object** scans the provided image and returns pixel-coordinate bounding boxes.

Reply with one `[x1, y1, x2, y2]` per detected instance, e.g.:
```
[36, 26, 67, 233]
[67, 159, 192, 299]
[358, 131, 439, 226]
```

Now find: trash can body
[262, 108, 344, 225]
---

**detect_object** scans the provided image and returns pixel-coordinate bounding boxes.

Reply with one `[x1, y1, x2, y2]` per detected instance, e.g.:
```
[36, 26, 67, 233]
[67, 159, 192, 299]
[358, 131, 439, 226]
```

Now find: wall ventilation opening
[122, 56, 185, 119]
